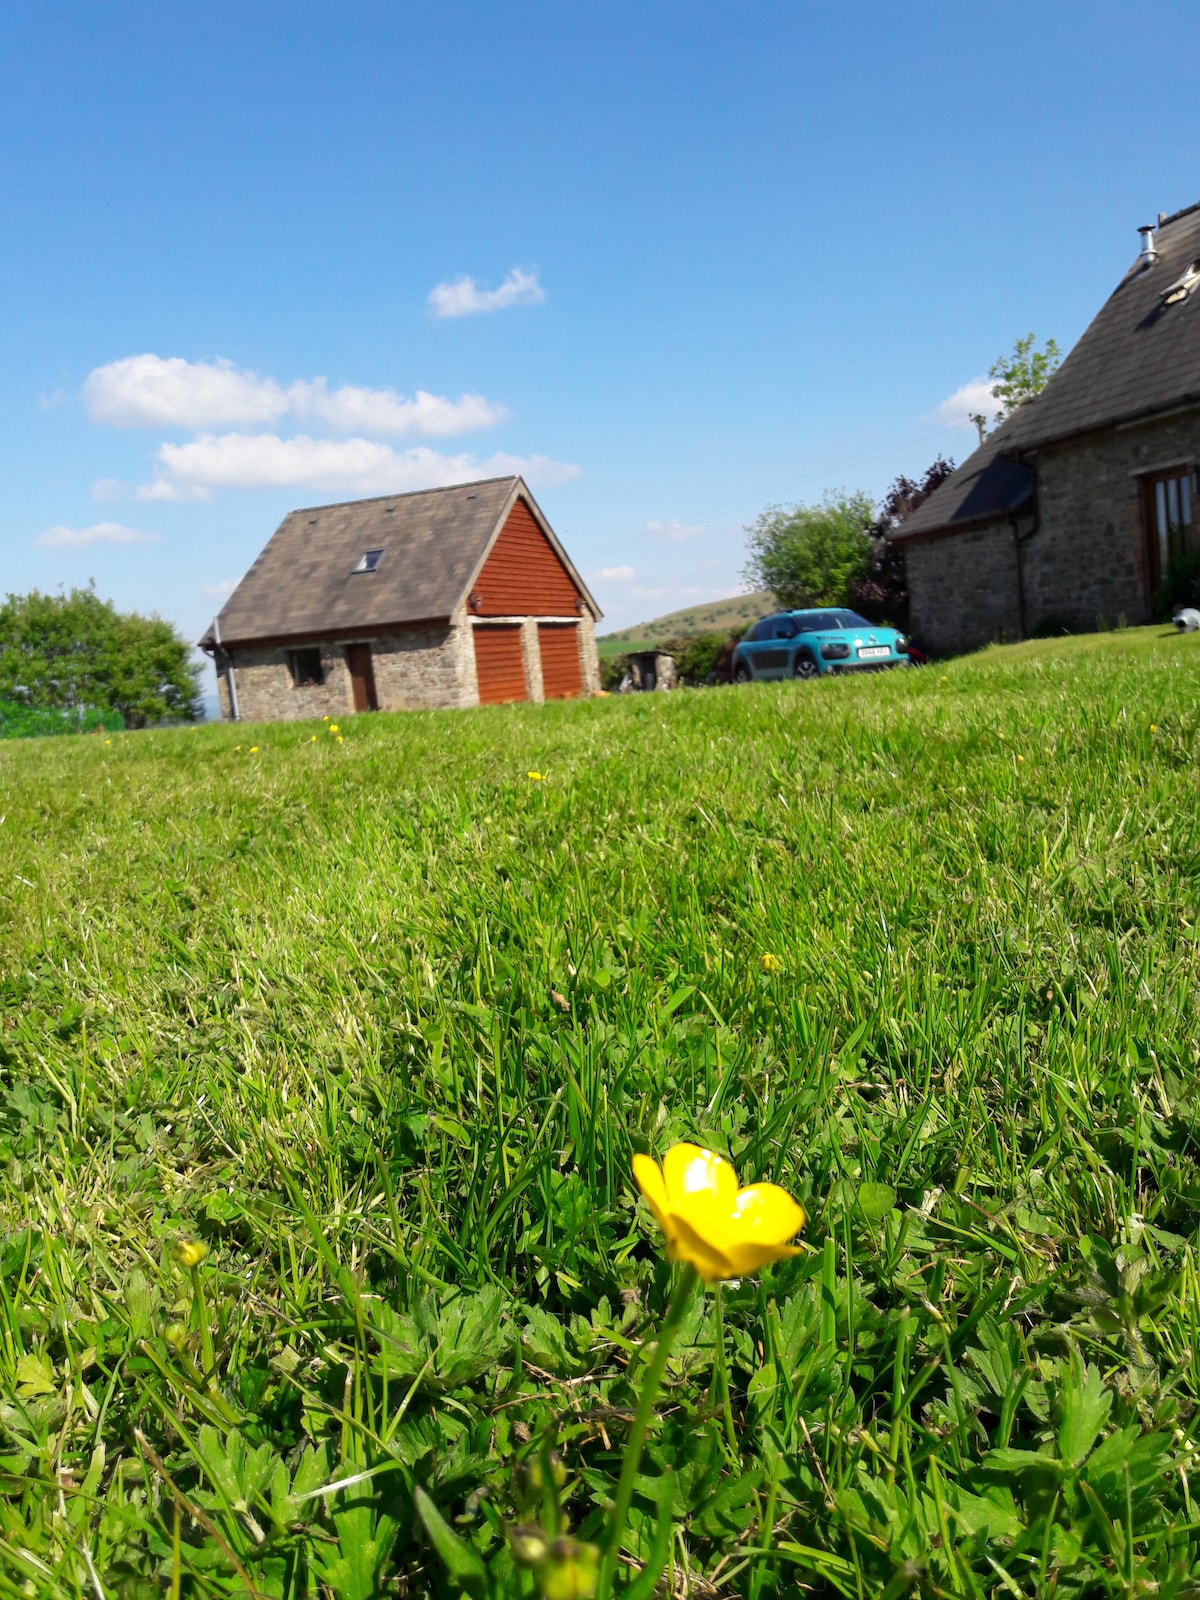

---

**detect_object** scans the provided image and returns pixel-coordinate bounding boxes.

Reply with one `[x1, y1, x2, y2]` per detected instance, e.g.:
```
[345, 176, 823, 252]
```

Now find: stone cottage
[199, 476, 601, 720]
[896, 200, 1200, 654]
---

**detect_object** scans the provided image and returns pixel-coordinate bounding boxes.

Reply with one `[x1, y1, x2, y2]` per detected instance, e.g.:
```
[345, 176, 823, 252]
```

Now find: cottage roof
[899, 200, 1200, 540]
[199, 476, 597, 647]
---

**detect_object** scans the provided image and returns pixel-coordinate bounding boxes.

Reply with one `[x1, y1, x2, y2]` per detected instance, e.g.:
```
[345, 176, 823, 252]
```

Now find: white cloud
[135, 432, 581, 500]
[932, 377, 1002, 430]
[286, 378, 506, 437]
[90, 477, 128, 503]
[595, 565, 636, 581]
[427, 268, 545, 318]
[35, 521, 162, 551]
[85, 355, 287, 429]
[631, 585, 673, 601]
[201, 579, 237, 598]
[647, 518, 704, 541]
[83, 354, 506, 439]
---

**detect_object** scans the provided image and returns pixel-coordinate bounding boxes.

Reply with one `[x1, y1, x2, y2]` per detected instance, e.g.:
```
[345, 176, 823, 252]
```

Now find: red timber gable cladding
[473, 498, 582, 616]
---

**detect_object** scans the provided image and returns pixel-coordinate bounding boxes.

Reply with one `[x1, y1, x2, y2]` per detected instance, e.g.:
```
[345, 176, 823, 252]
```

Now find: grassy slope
[596, 590, 772, 658]
[3, 628, 1200, 1595]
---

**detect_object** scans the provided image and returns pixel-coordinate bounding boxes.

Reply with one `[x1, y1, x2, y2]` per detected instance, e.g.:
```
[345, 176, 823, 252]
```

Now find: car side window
[745, 618, 769, 642]
[773, 618, 796, 639]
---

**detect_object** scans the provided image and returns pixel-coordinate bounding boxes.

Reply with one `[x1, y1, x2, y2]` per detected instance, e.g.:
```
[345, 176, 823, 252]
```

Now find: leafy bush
[743, 491, 874, 608]
[0, 584, 201, 727]
[600, 652, 630, 691]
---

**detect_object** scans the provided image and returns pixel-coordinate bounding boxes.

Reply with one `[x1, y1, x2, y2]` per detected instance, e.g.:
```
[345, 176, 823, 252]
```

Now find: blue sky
[2, 1, 1198, 700]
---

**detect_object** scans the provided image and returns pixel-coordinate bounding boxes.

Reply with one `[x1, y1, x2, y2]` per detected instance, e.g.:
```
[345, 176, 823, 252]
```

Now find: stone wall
[518, 618, 545, 703]
[227, 645, 354, 723]
[577, 608, 601, 695]
[906, 521, 1022, 656]
[372, 615, 478, 711]
[906, 408, 1200, 655]
[226, 620, 478, 723]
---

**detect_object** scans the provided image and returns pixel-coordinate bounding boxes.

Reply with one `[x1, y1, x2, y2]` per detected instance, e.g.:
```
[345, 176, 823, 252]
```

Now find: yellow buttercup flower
[527, 770, 546, 782]
[328, 723, 339, 734]
[174, 1239, 208, 1269]
[760, 952, 782, 973]
[249, 745, 259, 753]
[633, 1143, 804, 1282]
[336, 735, 344, 743]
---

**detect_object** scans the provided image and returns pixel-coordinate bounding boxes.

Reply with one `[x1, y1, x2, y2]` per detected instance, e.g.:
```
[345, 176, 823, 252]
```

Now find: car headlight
[820, 642, 851, 660]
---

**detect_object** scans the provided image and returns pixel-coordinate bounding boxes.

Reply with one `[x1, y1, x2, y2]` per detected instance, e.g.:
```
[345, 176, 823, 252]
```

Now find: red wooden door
[345, 643, 378, 711]
[538, 624, 583, 699]
[473, 625, 527, 704]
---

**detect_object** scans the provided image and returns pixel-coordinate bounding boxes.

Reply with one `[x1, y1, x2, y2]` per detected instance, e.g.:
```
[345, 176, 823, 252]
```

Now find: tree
[742, 490, 874, 609]
[848, 456, 956, 631]
[0, 585, 202, 727]
[988, 332, 1061, 420]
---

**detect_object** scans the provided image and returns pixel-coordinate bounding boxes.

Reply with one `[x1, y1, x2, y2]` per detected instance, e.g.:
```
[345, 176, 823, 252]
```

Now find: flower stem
[191, 1264, 215, 1381]
[713, 1281, 739, 1460]
[597, 1264, 699, 1600]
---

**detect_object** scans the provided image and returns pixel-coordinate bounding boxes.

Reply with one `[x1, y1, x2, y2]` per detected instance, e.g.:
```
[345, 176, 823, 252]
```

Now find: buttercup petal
[668, 1212, 737, 1282]
[721, 1238, 804, 1275]
[662, 1143, 738, 1207]
[730, 1184, 807, 1245]
[632, 1154, 671, 1232]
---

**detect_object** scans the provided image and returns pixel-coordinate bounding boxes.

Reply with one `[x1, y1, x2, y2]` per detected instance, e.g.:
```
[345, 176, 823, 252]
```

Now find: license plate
[857, 645, 891, 659]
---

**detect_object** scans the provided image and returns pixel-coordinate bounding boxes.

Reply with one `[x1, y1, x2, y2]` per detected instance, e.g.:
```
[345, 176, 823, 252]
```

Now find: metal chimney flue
[1138, 224, 1158, 267]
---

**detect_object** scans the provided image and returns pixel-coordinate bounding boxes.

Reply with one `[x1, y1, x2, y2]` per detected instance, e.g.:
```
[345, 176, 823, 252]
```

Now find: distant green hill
[597, 591, 773, 659]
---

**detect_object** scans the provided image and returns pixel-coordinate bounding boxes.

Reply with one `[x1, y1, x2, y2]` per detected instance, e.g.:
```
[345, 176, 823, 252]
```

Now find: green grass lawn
[3, 626, 1200, 1597]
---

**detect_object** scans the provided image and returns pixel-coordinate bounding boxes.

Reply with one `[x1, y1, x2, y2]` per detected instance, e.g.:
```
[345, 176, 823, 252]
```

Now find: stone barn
[896, 199, 1200, 654]
[199, 476, 601, 720]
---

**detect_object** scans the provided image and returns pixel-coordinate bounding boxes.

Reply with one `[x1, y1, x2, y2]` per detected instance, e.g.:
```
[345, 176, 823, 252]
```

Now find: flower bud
[537, 1538, 600, 1600]
[508, 1525, 549, 1568]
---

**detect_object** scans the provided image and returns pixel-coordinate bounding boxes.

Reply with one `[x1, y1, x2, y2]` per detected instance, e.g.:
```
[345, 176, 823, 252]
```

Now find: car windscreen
[793, 610, 873, 631]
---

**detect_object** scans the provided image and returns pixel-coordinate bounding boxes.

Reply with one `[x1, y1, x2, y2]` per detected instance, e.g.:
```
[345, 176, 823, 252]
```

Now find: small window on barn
[352, 549, 385, 574]
[288, 647, 325, 687]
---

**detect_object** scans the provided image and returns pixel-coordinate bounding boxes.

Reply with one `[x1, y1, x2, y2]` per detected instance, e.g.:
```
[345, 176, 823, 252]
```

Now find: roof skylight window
[1161, 260, 1200, 306]
[352, 549, 385, 574]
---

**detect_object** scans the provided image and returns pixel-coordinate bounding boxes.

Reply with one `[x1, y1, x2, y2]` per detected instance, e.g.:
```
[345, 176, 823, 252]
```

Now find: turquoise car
[732, 608, 908, 682]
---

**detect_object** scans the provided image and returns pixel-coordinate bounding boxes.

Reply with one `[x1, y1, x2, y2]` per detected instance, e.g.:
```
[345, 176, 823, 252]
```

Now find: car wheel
[793, 653, 820, 680]
[733, 661, 752, 684]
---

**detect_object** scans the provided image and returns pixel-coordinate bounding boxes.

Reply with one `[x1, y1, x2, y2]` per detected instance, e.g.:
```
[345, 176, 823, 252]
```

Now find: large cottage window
[288, 647, 325, 687]
[1143, 466, 1195, 592]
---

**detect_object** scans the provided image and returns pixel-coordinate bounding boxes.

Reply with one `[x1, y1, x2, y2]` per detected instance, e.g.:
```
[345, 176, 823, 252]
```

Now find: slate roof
[199, 476, 597, 647]
[899, 200, 1200, 540]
